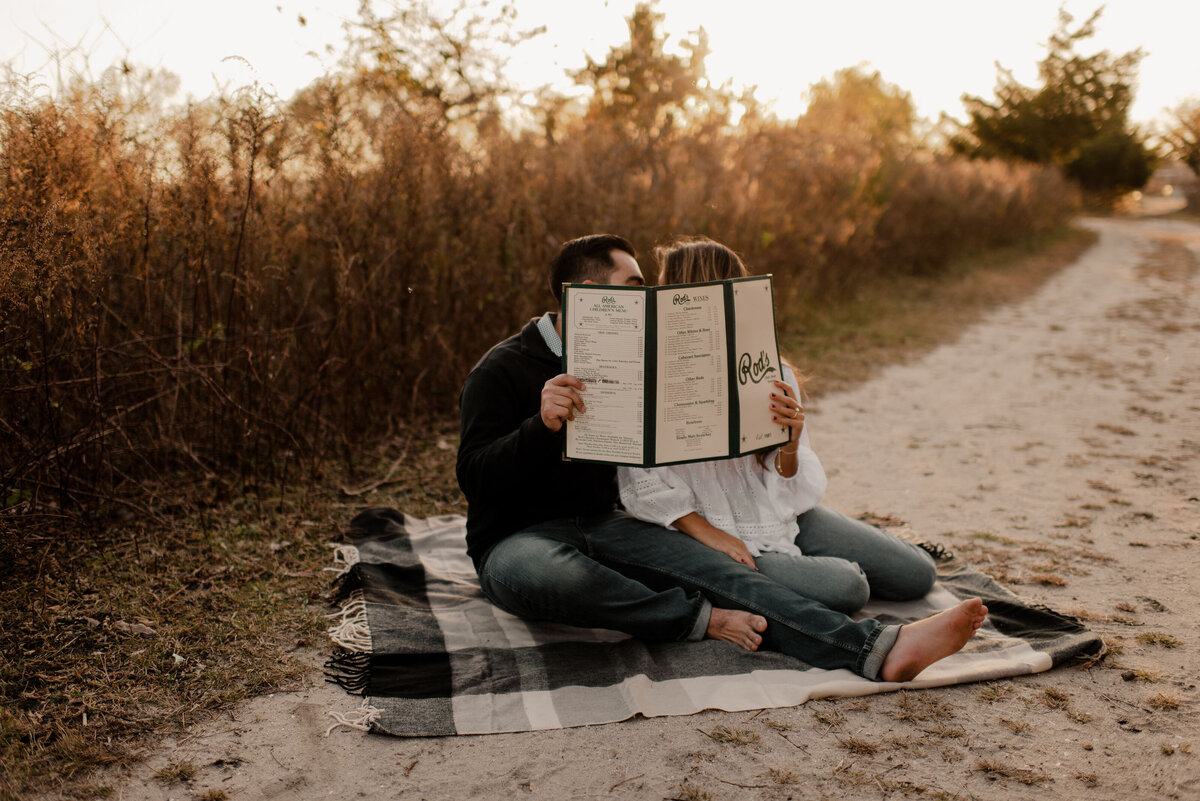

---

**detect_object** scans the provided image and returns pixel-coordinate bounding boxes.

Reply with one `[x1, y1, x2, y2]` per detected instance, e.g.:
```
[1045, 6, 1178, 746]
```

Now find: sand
[58, 214, 1199, 800]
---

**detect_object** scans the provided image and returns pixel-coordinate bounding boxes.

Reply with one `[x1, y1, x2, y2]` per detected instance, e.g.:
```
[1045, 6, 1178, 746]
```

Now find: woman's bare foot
[707, 608, 768, 651]
[879, 598, 988, 682]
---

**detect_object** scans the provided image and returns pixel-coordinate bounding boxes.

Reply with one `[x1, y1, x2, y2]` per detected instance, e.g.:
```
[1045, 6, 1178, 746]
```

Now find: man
[456, 234, 986, 681]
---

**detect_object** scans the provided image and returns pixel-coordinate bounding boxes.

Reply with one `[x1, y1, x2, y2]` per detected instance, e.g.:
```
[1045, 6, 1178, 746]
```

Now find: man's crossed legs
[477, 511, 985, 682]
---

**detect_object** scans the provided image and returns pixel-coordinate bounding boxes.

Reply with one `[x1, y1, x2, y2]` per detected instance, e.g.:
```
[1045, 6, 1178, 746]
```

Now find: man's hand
[540, 374, 587, 432]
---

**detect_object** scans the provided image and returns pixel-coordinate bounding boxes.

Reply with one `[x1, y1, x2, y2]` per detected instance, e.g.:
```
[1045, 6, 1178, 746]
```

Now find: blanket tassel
[324, 650, 371, 694]
[324, 699, 382, 736]
[326, 592, 372, 652]
[325, 543, 361, 576]
[328, 562, 366, 604]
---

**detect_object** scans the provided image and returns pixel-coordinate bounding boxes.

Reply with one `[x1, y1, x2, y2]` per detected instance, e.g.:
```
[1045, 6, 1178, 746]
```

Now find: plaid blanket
[324, 508, 1102, 737]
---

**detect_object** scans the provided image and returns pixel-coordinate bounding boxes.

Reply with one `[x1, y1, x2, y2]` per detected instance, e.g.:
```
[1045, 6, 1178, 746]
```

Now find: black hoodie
[456, 316, 618, 570]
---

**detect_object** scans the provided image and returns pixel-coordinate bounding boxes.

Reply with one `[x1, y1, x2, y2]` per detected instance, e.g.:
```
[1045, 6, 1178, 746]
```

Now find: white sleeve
[762, 365, 827, 515]
[617, 465, 699, 530]
[763, 442, 827, 517]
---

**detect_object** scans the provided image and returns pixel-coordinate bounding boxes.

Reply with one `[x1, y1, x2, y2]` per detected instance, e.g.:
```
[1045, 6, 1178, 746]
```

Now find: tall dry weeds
[0, 48, 1079, 527]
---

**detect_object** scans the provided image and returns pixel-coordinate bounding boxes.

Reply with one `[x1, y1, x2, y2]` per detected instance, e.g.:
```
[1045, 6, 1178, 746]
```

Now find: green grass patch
[1136, 632, 1181, 648]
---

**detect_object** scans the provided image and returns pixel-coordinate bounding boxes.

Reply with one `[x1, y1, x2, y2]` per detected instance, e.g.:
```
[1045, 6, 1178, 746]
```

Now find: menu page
[732, 277, 791, 454]
[654, 285, 729, 464]
[563, 288, 647, 463]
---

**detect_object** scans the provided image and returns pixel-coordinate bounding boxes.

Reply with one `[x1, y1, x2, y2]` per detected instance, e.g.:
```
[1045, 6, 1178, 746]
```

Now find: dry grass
[152, 762, 196, 784]
[699, 725, 759, 745]
[978, 683, 1014, 703]
[1042, 686, 1072, 710]
[887, 691, 956, 724]
[837, 736, 879, 755]
[973, 758, 1051, 785]
[767, 767, 800, 785]
[1147, 694, 1182, 711]
[0, 428, 464, 801]
[1000, 718, 1031, 733]
[671, 781, 714, 801]
[812, 708, 847, 728]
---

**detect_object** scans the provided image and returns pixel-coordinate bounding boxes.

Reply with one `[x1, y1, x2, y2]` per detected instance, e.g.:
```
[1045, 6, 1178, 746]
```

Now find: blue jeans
[755, 506, 937, 613]
[477, 510, 905, 679]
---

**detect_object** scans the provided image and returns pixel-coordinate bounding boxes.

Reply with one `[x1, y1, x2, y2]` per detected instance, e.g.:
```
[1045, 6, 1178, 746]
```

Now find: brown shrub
[0, 70, 1078, 520]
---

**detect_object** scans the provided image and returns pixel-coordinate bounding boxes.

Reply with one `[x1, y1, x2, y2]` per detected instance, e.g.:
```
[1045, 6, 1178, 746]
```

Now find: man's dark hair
[547, 234, 637, 303]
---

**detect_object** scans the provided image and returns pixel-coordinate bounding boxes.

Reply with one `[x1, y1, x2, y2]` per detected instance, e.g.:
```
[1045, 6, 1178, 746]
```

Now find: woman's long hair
[655, 235, 749, 286]
[655, 236, 809, 460]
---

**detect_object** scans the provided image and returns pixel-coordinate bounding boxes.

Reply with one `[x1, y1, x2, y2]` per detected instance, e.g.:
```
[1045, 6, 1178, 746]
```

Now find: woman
[619, 236, 938, 615]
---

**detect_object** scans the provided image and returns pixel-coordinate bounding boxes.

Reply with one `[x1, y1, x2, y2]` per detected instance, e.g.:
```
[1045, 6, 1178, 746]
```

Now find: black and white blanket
[324, 508, 1102, 737]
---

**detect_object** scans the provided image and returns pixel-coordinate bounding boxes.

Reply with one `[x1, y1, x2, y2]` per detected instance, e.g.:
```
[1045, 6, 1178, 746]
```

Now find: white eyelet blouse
[617, 368, 827, 556]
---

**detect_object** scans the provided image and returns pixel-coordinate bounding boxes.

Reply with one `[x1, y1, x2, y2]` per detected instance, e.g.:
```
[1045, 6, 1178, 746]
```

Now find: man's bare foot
[879, 598, 988, 682]
[707, 608, 767, 651]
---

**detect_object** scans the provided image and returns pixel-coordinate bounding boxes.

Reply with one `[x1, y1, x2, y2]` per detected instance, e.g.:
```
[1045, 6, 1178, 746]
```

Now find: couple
[456, 233, 986, 683]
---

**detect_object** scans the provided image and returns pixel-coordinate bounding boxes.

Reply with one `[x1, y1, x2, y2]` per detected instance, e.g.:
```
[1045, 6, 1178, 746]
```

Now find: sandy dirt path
[66, 216, 1199, 801]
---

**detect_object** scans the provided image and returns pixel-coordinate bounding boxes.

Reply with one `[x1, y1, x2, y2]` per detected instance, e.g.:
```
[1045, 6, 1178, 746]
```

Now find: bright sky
[2, 0, 1197, 127]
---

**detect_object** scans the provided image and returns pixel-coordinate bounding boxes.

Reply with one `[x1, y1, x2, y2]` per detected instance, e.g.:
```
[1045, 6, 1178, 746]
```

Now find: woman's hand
[673, 513, 757, 570]
[769, 379, 804, 442]
[701, 529, 758, 569]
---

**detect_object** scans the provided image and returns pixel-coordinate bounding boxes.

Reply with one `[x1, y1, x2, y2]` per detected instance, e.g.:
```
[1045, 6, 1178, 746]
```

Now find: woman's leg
[753, 552, 870, 614]
[586, 512, 895, 678]
[794, 506, 937, 601]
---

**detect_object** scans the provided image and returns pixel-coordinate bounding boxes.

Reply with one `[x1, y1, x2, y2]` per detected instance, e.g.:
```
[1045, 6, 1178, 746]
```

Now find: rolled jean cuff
[686, 597, 713, 641]
[860, 623, 901, 681]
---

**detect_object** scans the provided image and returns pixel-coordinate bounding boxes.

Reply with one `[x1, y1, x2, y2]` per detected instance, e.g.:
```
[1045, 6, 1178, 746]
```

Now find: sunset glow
[2, 0, 1197, 125]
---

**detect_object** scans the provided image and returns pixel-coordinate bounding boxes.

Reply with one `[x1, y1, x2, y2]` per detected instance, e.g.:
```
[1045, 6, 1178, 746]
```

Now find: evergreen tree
[951, 7, 1153, 198]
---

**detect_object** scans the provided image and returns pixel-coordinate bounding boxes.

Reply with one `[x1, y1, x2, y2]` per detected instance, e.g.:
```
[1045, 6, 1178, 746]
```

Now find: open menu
[561, 276, 790, 466]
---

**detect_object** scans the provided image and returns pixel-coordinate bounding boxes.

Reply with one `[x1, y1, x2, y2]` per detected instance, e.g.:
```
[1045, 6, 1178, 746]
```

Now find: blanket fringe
[324, 699, 382, 736]
[328, 562, 364, 604]
[325, 543, 361, 576]
[326, 591, 371, 652]
[324, 650, 371, 694]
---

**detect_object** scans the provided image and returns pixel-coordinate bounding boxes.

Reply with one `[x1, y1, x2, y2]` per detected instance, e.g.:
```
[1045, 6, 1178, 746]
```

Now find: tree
[1162, 99, 1200, 211]
[804, 66, 918, 148]
[344, 0, 539, 128]
[951, 6, 1153, 198]
[571, 2, 714, 142]
[1163, 99, 1200, 177]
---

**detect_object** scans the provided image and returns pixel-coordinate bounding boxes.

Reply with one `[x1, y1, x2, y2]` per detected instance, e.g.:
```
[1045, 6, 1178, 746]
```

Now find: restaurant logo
[738, 350, 776, 385]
